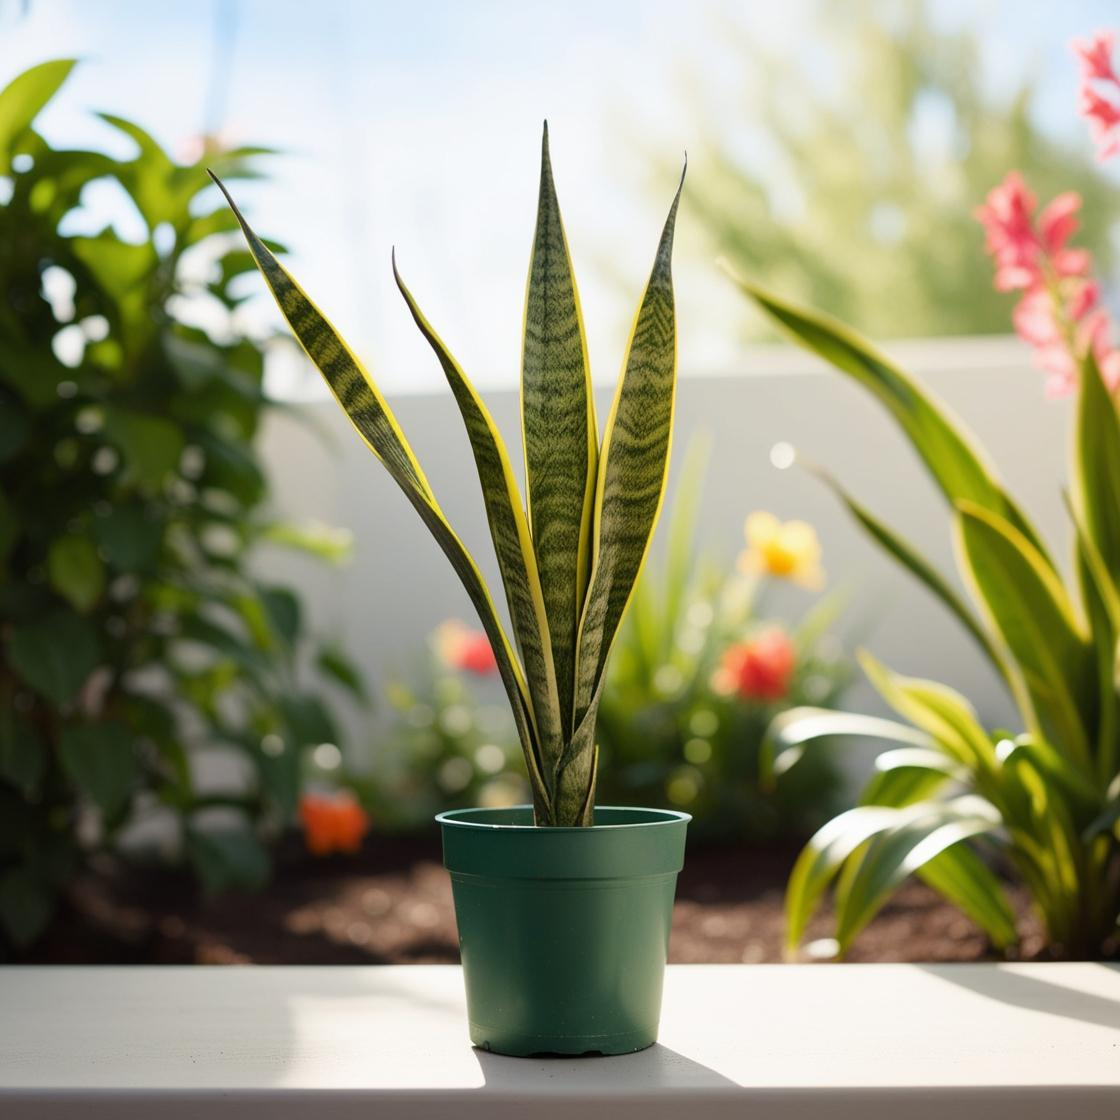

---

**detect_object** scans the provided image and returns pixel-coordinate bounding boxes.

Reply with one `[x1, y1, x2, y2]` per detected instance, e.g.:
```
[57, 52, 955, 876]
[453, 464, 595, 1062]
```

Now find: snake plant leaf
[804, 461, 1008, 684]
[0, 59, 76, 174]
[209, 173, 552, 819]
[832, 795, 1003, 953]
[721, 265, 1053, 568]
[858, 747, 962, 808]
[858, 651, 997, 771]
[761, 706, 935, 788]
[1074, 350, 1120, 584]
[572, 163, 685, 745]
[954, 500, 1094, 770]
[392, 256, 563, 780]
[522, 123, 597, 737]
[915, 842, 1019, 952]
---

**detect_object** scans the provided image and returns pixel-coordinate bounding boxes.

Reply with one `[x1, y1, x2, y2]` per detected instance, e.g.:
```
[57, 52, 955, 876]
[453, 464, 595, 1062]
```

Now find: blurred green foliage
[0, 60, 363, 949]
[593, 441, 852, 839]
[662, 0, 1120, 339]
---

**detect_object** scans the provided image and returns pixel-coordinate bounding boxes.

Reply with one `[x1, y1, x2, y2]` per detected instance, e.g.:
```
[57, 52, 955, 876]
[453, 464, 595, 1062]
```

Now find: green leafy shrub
[0, 60, 361, 949]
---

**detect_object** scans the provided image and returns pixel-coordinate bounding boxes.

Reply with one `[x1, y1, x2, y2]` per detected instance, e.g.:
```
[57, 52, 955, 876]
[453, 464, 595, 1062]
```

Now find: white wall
[259, 334, 1070, 767]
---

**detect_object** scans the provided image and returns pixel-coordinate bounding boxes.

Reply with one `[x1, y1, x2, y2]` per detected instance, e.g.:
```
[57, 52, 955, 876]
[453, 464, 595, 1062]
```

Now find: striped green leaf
[522, 124, 597, 739]
[393, 257, 564, 792]
[209, 173, 552, 820]
[571, 164, 686, 771]
[722, 266, 1053, 567]
[954, 500, 1094, 769]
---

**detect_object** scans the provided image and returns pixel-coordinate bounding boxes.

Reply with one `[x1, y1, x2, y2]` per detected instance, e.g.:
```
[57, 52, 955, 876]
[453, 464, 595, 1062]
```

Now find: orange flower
[298, 790, 369, 856]
[713, 628, 797, 702]
[738, 511, 824, 590]
[434, 619, 498, 675]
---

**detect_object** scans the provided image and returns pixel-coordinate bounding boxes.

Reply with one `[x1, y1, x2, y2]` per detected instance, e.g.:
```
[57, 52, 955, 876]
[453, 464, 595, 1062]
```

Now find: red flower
[299, 791, 369, 856]
[715, 629, 797, 703]
[434, 619, 498, 675]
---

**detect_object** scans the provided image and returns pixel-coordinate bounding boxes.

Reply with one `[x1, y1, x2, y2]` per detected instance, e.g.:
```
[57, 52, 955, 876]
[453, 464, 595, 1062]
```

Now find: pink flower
[1074, 30, 1120, 161]
[1073, 30, 1118, 84]
[977, 171, 1120, 398]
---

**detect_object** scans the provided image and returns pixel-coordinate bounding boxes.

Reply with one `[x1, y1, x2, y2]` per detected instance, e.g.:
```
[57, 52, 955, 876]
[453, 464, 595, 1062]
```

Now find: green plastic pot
[437, 805, 690, 1057]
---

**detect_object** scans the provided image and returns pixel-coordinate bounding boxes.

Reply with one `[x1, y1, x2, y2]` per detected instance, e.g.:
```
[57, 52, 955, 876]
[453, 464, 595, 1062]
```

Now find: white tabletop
[0, 963, 1117, 1118]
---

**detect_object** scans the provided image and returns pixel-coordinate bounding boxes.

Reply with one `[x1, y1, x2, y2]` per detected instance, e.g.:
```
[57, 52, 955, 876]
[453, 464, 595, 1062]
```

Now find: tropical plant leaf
[833, 795, 1003, 952]
[858, 651, 995, 770]
[859, 747, 961, 808]
[521, 123, 597, 739]
[954, 500, 1093, 768]
[762, 705, 935, 787]
[210, 173, 552, 820]
[721, 266, 1053, 565]
[916, 841, 1018, 951]
[0, 59, 76, 173]
[785, 803, 911, 950]
[805, 461, 1008, 682]
[569, 163, 685, 818]
[393, 256, 563, 780]
[1074, 350, 1120, 584]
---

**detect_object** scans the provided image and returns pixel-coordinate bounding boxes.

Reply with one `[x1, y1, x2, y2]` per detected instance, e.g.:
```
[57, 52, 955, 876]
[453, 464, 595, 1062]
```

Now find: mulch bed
[20, 832, 1047, 966]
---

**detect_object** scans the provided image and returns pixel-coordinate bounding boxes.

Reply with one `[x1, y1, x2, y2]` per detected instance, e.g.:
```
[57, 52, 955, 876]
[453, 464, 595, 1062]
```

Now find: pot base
[471, 1023, 655, 1058]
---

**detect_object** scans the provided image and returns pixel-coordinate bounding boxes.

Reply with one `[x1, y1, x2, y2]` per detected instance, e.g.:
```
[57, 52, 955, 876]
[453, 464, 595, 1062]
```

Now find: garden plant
[728, 29, 1120, 960]
[0, 60, 361, 951]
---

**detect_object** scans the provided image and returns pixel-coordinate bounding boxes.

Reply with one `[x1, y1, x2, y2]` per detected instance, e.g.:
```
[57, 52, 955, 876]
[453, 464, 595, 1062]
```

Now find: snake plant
[212, 128, 684, 826]
[726, 268, 1120, 959]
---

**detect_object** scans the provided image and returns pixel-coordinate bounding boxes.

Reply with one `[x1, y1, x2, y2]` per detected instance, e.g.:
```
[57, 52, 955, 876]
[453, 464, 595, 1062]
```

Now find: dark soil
[19, 832, 1047, 966]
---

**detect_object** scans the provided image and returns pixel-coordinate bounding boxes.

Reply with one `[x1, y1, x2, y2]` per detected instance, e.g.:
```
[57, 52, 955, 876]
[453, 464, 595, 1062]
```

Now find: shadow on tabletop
[921, 962, 1120, 1033]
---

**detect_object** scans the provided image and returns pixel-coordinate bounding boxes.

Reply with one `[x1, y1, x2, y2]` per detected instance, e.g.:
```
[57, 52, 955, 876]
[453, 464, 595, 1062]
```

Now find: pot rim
[436, 804, 691, 833]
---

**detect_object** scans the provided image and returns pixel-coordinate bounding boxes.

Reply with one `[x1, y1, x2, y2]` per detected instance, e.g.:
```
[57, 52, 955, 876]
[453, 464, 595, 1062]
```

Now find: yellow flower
[738, 511, 825, 590]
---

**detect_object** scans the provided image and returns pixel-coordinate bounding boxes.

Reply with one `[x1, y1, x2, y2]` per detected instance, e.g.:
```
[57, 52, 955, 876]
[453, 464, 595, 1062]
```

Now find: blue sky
[4, 0, 1118, 393]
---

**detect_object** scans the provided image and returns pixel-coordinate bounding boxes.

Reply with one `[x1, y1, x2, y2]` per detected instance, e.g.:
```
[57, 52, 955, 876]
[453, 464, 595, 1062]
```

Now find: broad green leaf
[916, 842, 1018, 951]
[1074, 349, 1120, 583]
[186, 826, 270, 896]
[47, 534, 105, 612]
[722, 266, 1053, 566]
[807, 461, 1007, 682]
[833, 796, 1002, 952]
[762, 705, 934, 787]
[59, 721, 137, 818]
[955, 501, 1093, 768]
[255, 519, 352, 564]
[0, 59, 76, 173]
[859, 747, 961, 808]
[92, 504, 163, 572]
[785, 803, 912, 950]
[259, 585, 301, 648]
[522, 123, 597, 738]
[8, 609, 101, 704]
[393, 258, 563, 781]
[0, 400, 30, 463]
[995, 733, 1102, 822]
[210, 173, 551, 820]
[0, 866, 55, 947]
[0, 712, 45, 799]
[0, 489, 18, 561]
[569, 164, 685, 821]
[102, 407, 185, 492]
[316, 642, 370, 706]
[859, 651, 996, 770]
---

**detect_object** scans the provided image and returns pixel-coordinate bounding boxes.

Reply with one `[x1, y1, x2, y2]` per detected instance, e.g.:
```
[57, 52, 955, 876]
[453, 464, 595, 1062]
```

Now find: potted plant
[722, 29, 1120, 961]
[212, 127, 689, 1053]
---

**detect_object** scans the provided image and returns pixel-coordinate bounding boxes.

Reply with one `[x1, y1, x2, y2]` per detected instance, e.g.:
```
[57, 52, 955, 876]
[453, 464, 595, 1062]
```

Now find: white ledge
[1, 963, 1117, 1118]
